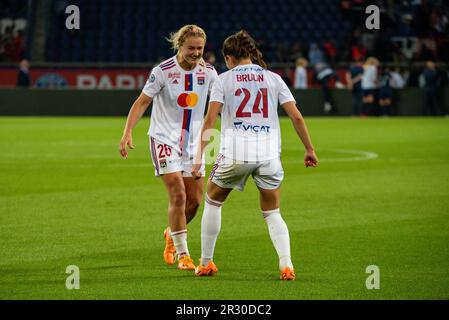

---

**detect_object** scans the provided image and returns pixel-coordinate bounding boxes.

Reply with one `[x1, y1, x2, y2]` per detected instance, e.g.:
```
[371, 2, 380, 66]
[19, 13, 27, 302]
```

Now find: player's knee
[186, 195, 201, 214]
[170, 190, 187, 208]
[262, 208, 281, 219]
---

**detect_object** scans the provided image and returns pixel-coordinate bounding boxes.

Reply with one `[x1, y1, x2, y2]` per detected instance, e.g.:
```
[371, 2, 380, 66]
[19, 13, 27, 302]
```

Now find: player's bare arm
[192, 101, 223, 178]
[345, 72, 353, 90]
[119, 92, 153, 159]
[282, 101, 318, 167]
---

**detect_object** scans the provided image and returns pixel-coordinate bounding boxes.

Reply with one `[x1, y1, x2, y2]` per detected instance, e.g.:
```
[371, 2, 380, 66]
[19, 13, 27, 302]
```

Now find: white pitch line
[1, 148, 379, 169]
[59, 148, 380, 168]
[315, 148, 379, 162]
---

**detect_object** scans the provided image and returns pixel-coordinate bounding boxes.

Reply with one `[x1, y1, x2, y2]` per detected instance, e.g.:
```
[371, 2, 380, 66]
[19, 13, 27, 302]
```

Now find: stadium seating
[44, 0, 352, 63]
[0, 0, 28, 34]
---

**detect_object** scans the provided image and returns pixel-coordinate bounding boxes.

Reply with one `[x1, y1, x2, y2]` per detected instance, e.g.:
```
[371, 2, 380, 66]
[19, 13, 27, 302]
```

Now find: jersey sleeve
[142, 67, 164, 98]
[277, 74, 296, 105]
[208, 68, 219, 95]
[209, 76, 224, 104]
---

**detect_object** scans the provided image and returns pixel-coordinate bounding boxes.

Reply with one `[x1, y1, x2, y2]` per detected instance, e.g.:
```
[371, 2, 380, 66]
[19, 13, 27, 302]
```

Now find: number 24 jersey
[210, 64, 296, 162]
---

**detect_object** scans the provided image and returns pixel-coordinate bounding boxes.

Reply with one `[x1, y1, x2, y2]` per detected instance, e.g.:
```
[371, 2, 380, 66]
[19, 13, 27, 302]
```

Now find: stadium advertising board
[0, 67, 346, 89]
[0, 68, 149, 89]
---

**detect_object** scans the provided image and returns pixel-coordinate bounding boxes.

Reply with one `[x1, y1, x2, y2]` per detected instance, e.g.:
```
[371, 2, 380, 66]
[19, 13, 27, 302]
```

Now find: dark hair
[222, 30, 267, 69]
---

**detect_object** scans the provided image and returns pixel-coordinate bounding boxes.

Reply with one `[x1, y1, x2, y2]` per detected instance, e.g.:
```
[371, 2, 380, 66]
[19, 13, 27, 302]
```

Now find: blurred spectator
[314, 62, 342, 114]
[288, 41, 303, 62]
[390, 68, 407, 89]
[16, 59, 31, 88]
[204, 51, 216, 65]
[419, 61, 440, 116]
[430, 6, 449, 36]
[391, 42, 407, 64]
[275, 42, 288, 63]
[281, 67, 292, 87]
[308, 43, 324, 66]
[397, 12, 415, 37]
[323, 40, 337, 66]
[1, 26, 25, 62]
[411, 1, 430, 37]
[2, 26, 15, 61]
[415, 42, 436, 62]
[378, 67, 393, 116]
[346, 59, 364, 116]
[351, 42, 367, 63]
[293, 57, 308, 89]
[12, 29, 25, 61]
[361, 57, 380, 116]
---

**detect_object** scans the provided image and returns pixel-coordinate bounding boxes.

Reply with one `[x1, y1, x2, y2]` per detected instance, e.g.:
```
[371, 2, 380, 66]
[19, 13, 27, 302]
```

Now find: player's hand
[119, 133, 134, 159]
[304, 150, 318, 168]
[191, 163, 202, 180]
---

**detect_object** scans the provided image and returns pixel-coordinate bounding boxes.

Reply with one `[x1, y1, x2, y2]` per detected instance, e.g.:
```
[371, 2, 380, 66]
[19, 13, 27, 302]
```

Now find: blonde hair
[167, 25, 207, 52]
[296, 57, 308, 67]
[364, 57, 379, 67]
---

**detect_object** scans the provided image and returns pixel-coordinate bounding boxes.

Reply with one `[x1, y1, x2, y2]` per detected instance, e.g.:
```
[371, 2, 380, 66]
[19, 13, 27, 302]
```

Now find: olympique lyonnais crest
[159, 159, 167, 168]
[197, 76, 205, 85]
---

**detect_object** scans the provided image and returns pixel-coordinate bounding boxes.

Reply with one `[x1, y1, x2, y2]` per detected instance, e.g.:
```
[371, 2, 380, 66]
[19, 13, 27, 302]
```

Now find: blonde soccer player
[119, 25, 218, 270]
[192, 30, 318, 280]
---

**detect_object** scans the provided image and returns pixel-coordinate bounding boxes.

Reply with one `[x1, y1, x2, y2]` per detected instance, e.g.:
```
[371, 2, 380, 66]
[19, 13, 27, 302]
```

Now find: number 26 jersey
[142, 56, 218, 159]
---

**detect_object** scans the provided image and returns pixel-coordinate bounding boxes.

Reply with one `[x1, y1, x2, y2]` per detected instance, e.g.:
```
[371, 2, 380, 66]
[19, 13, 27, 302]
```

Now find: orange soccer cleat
[177, 256, 196, 270]
[163, 227, 176, 265]
[280, 267, 296, 281]
[195, 260, 218, 276]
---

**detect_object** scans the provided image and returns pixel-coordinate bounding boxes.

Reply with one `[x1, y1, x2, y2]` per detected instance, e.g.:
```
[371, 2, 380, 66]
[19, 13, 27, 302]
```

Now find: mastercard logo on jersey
[177, 93, 198, 108]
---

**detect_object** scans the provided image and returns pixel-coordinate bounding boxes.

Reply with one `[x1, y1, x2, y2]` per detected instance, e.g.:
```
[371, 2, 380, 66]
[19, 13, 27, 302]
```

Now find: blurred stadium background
[0, 0, 448, 115]
[1, 0, 449, 301]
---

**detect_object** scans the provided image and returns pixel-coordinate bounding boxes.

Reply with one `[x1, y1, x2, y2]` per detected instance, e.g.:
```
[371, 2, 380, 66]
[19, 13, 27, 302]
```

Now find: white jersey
[362, 65, 378, 89]
[210, 64, 295, 162]
[294, 66, 307, 89]
[142, 56, 218, 159]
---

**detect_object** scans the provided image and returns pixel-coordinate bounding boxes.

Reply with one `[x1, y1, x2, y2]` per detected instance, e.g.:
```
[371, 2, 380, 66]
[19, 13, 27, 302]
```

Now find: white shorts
[149, 136, 205, 177]
[209, 154, 284, 191]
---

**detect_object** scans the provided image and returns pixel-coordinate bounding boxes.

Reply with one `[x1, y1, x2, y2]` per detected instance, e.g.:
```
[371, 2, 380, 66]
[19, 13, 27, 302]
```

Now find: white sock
[171, 229, 189, 258]
[263, 209, 294, 271]
[200, 194, 223, 266]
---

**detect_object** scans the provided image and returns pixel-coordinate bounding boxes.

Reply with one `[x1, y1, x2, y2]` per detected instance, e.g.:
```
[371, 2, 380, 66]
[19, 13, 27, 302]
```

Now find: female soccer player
[192, 30, 318, 280]
[293, 57, 308, 89]
[119, 25, 218, 270]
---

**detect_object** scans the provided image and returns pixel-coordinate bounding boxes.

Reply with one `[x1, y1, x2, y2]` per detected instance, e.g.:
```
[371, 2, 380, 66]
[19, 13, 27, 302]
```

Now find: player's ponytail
[222, 30, 267, 69]
[251, 48, 267, 70]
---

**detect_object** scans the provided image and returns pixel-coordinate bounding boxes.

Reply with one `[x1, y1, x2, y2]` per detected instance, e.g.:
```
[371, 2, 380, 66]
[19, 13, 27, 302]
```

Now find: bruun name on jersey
[233, 121, 271, 133]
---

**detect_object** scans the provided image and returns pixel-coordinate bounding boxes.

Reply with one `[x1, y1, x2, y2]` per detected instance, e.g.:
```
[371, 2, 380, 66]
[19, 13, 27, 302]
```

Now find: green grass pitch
[1, 116, 448, 300]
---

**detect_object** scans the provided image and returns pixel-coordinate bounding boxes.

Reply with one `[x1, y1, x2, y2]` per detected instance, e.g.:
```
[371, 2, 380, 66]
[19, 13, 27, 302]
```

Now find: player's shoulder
[265, 69, 280, 77]
[204, 63, 218, 77]
[265, 69, 284, 83]
[217, 69, 233, 81]
[156, 57, 177, 72]
[205, 63, 215, 72]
